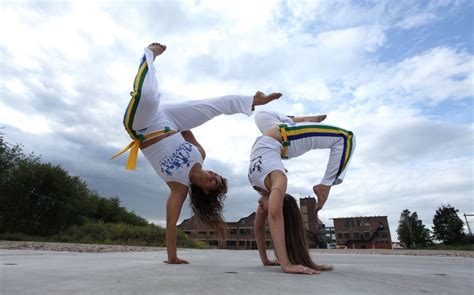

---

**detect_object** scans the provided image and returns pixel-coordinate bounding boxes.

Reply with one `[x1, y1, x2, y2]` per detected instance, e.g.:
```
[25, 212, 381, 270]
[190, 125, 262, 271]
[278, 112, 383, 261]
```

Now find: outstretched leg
[124, 43, 167, 136]
[162, 92, 282, 132]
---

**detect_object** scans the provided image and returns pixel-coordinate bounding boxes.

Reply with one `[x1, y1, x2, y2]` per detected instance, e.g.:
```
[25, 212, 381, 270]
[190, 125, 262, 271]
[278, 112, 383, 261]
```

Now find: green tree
[88, 194, 148, 226]
[0, 157, 92, 235]
[432, 205, 465, 244]
[0, 140, 148, 236]
[397, 209, 431, 248]
[0, 142, 36, 179]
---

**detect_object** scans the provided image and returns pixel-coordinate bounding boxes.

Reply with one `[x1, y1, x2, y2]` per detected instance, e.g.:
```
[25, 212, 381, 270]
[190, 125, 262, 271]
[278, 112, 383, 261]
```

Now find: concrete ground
[1, 249, 473, 295]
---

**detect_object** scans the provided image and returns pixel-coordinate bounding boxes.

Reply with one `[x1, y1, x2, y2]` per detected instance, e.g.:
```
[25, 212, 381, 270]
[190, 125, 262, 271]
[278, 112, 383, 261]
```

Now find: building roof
[237, 212, 256, 223]
[179, 212, 256, 227]
[331, 216, 388, 220]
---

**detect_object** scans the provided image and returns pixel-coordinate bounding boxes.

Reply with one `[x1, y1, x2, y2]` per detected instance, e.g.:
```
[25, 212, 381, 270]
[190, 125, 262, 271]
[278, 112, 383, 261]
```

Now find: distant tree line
[0, 142, 148, 236]
[397, 205, 471, 248]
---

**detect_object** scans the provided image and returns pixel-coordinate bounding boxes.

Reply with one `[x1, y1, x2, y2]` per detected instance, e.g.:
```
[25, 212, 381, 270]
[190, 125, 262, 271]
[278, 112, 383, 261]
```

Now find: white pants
[121, 47, 254, 174]
[125, 47, 254, 139]
[254, 111, 355, 186]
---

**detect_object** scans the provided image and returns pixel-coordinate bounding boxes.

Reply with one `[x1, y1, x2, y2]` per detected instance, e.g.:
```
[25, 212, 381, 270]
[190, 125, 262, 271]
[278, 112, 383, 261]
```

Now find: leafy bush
[423, 243, 474, 251]
[57, 222, 166, 246]
[0, 232, 50, 242]
[56, 222, 207, 248]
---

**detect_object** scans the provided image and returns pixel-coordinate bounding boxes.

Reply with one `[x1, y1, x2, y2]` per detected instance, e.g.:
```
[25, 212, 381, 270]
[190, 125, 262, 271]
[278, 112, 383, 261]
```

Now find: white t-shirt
[247, 135, 286, 193]
[142, 133, 203, 187]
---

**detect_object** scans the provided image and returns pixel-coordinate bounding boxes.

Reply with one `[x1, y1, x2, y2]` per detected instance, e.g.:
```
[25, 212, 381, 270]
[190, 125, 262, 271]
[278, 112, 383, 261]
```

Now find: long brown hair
[282, 194, 333, 271]
[189, 178, 228, 239]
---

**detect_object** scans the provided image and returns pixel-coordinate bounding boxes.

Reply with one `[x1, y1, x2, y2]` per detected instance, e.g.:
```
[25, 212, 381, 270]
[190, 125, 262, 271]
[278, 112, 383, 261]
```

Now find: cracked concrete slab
[1, 249, 472, 294]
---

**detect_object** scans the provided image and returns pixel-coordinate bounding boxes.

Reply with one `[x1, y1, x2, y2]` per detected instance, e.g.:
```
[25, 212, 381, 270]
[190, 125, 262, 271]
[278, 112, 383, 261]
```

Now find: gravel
[1, 241, 473, 257]
[0, 241, 165, 253]
[310, 248, 474, 258]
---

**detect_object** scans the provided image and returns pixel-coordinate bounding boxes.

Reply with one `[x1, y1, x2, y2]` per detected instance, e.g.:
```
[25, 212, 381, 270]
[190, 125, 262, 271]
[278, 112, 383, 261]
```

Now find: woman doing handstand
[248, 111, 355, 274]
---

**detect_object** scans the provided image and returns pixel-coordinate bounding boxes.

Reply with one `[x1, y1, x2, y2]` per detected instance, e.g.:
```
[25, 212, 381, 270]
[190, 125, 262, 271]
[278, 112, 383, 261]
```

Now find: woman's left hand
[263, 259, 280, 266]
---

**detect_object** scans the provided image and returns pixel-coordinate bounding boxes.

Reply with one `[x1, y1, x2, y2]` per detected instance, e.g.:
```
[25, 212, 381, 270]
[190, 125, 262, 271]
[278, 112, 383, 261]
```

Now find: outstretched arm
[267, 171, 319, 275]
[266, 171, 290, 269]
[164, 183, 189, 264]
[255, 203, 278, 266]
[181, 130, 206, 160]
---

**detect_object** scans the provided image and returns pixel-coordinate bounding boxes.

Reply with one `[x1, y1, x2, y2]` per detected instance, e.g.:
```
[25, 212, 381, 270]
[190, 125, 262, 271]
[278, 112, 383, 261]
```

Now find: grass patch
[0, 232, 51, 242]
[1, 222, 209, 249]
[421, 244, 474, 251]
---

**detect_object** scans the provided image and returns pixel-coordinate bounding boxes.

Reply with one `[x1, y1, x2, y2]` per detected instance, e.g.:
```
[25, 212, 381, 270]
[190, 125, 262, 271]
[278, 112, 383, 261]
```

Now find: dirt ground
[1, 240, 472, 257]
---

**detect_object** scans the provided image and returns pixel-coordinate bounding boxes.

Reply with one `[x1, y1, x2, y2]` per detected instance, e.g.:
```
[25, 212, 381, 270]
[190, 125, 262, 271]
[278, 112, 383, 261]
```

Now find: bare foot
[314, 264, 334, 271]
[304, 115, 327, 123]
[252, 91, 282, 108]
[148, 42, 167, 60]
[313, 184, 331, 212]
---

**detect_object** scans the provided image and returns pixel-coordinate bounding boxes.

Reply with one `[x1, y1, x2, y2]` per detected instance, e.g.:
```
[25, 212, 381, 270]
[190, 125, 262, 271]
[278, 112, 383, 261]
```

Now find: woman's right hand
[282, 264, 320, 275]
[164, 257, 189, 264]
[262, 259, 280, 266]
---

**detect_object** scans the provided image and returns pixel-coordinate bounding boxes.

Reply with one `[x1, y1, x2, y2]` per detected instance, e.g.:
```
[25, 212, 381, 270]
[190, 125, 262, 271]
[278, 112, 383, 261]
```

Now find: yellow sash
[111, 128, 174, 170]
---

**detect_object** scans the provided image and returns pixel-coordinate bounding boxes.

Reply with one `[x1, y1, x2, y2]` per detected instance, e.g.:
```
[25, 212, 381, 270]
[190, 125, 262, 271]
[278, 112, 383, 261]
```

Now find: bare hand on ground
[164, 257, 189, 264]
[262, 259, 280, 266]
[282, 264, 320, 275]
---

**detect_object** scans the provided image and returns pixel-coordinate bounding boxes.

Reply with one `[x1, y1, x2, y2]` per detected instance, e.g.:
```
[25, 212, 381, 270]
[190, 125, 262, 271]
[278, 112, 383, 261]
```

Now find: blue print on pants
[160, 142, 193, 176]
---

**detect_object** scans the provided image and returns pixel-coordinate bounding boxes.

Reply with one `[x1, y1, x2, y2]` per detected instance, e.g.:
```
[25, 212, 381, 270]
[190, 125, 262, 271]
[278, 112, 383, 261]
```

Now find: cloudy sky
[1, 0, 473, 241]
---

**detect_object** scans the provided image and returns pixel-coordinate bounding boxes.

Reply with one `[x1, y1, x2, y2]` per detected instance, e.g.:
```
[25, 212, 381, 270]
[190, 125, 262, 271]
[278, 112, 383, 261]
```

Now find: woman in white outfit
[248, 111, 355, 274]
[113, 43, 281, 264]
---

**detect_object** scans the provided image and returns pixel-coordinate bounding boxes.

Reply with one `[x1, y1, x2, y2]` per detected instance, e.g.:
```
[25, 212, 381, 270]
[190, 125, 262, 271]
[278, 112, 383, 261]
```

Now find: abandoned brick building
[178, 197, 391, 249]
[332, 216, 392, 249]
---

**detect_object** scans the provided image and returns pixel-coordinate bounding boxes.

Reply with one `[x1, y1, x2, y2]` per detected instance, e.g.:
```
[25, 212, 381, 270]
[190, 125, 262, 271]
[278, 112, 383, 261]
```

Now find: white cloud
[276, 0, 323, 32]
[393, 47, 473, 104]
[192, 0, 279, 31]
[354, 47, 473, 105]
[148, 219, 167, 228]
[3, 79, 30, 97]
[317, 26, 386, 53]
[287, 79, 331, 102]
[0, 102, 54, 135]
[396, 12, 438, 29]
